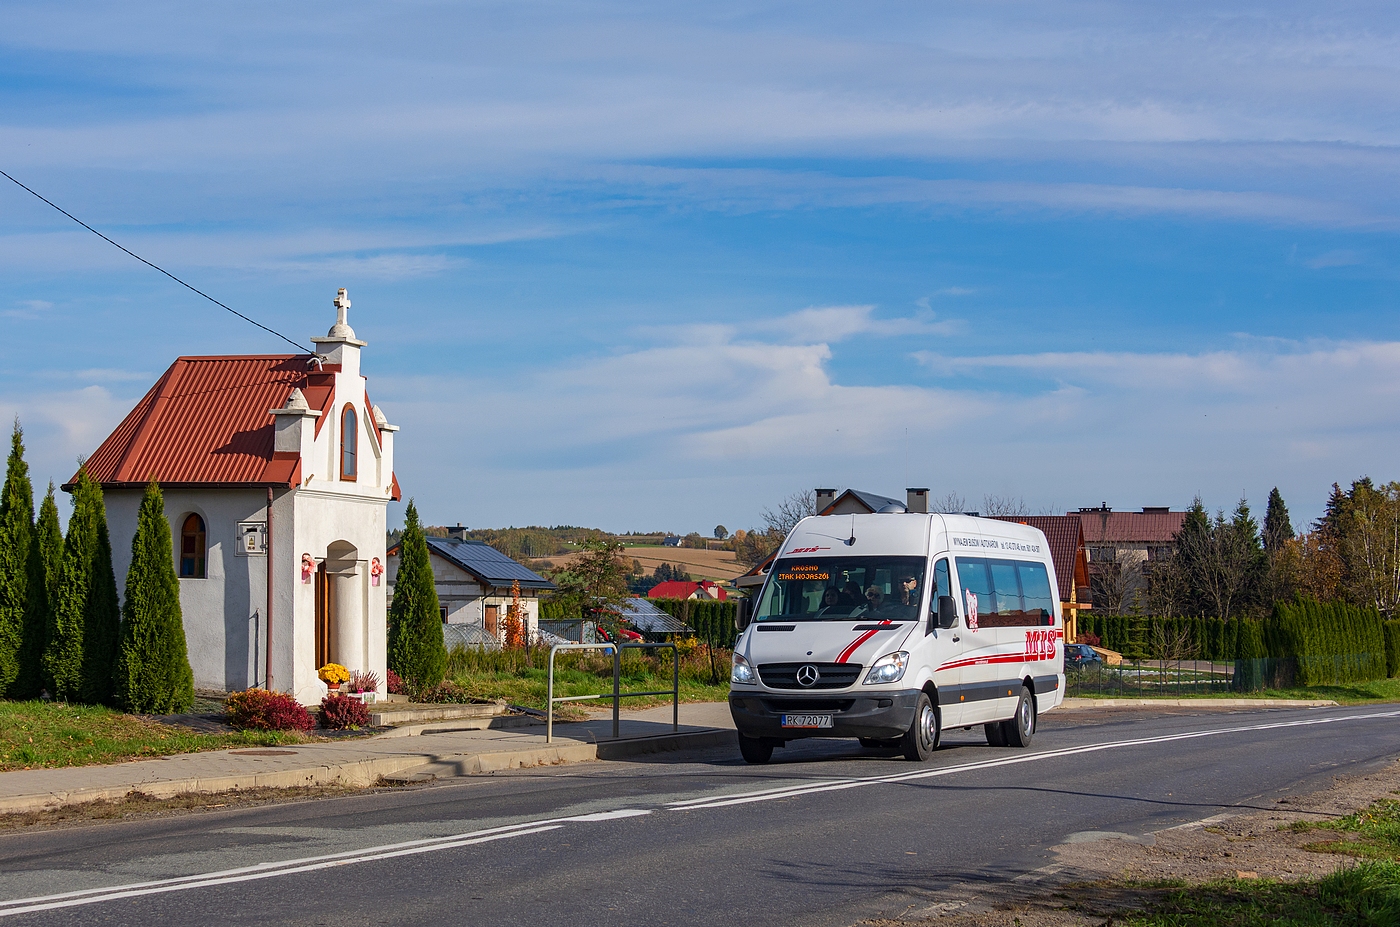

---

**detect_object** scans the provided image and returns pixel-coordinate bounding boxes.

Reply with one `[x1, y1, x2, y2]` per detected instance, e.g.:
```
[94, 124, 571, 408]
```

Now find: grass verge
[1069, 677, 1400, 704]
[0, 784, 366, 831]
[0, 700, 304, 771]
[1107, 863, 1400, 926]
[1289, 796, 1400, 860]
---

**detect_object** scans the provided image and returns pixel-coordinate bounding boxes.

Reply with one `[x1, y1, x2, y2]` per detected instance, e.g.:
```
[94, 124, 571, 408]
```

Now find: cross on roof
[334, 287, 351, 326]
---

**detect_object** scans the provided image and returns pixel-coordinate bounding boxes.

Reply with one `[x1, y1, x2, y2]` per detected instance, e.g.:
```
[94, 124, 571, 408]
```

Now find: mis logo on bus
[1024, 629, 1056, 661]
[796, 665, 821, 687]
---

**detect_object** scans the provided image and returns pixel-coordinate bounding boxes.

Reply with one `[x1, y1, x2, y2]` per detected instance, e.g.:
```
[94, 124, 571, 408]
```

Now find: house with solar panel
[71, 289, 400, 704]
[385, 527, 556, 643]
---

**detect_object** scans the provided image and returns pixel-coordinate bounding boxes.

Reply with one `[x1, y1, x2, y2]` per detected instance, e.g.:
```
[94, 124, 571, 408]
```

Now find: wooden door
[484, 604, 499, 639]
[315, 563, 334, 669]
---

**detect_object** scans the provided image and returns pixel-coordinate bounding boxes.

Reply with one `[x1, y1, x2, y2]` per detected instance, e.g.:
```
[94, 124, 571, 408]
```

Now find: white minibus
[729, 511, 1065, 764]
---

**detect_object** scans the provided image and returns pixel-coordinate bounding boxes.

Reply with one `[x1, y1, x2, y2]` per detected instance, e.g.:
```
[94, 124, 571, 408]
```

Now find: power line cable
[0, 169, 312, 353]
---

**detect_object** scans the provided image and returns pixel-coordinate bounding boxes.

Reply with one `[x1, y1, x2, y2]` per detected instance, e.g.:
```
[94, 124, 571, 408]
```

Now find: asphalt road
[1, 703, 1398, 927]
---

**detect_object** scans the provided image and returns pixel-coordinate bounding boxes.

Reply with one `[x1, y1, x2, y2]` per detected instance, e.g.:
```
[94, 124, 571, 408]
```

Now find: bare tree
[1089, 553, 1146, 616]
[930, 492, 966, 514]
[762, 490, 816, 536]
[981, 494, 1030, 517]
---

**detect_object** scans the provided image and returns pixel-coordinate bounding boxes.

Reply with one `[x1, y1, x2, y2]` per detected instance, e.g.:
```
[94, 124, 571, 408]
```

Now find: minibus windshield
[756, 557, 927, 621]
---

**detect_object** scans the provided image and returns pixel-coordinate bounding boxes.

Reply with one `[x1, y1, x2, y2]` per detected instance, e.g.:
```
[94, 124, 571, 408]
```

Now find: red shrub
[386, 668, 405, 694]
[1076, 632, 1102, 647]
[318, 694, 371, 730]
[225, 689, 315, 732]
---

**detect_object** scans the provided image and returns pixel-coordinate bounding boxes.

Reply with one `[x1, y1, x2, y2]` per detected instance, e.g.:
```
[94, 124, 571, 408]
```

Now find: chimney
[906, 488, 928, 514]
[447, 523, 468, 540]
[814, 488, 836, 514]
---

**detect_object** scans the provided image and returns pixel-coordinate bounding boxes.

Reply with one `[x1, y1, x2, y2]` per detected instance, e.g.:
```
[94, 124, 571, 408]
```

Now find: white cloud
[370, 326, 1400, 530]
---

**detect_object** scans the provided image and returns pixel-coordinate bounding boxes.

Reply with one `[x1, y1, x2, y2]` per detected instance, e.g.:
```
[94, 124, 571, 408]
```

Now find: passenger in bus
[894, 573, 920, 617]
[862, 585, 886, 615]
[841, 581, 863, 605]
[820, 587, 844, 614]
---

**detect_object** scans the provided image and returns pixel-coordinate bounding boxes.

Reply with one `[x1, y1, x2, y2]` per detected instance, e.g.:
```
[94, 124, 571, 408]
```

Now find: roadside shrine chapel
[74, 289, 400, 704]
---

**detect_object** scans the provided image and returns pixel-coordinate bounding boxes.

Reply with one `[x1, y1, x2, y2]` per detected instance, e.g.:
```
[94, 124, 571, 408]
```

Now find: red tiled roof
[991, 515, 1085, 600]
[72, 354, 399, 496]
[1077, 511, 1186, 544]
[648, 581, 701, 600]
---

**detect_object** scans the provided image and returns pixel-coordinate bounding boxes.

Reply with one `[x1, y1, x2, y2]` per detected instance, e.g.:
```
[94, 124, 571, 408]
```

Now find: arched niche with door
[315, 539, 366, 673]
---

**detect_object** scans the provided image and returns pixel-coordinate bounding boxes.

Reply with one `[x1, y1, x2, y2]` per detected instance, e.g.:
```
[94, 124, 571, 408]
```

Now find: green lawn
[0, 700, 304, 771]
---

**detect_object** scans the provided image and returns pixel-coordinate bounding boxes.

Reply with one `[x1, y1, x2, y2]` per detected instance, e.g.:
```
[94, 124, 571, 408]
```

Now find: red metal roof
[647, 580, 729, 601]
[990, 515, 1087, 601]
[1077, 510, 1186, 544]
[73, 354, 399, 498]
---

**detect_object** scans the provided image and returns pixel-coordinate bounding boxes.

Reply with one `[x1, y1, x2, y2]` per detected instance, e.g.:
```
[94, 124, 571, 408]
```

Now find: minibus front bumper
[728, 690, 921, 741]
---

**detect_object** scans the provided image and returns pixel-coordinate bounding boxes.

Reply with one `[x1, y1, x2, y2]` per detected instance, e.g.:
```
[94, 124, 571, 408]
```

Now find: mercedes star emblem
[796, 664, 820, 687]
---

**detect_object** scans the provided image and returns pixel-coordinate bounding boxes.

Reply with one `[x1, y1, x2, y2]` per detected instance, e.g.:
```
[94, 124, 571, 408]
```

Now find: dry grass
[550, 545, 747, 582]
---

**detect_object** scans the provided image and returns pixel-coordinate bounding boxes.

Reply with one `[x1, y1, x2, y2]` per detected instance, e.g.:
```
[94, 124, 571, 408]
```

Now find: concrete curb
[0, 728, 735, 816]
[1060, 697, 1338, 710]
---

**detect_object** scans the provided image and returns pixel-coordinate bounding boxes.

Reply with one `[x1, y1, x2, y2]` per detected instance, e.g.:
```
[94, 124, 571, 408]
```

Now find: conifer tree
[387, 500, 446, 688]
[44, 467, 120, 703]
[1263, 488, 1294, 554]
[17, 484, 63, 696]
[0, 420, 35, 696]
[113, 480, 194, 713]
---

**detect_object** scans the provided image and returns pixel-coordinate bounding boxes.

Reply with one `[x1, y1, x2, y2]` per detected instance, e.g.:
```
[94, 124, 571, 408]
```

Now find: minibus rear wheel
[737, 732, 774, 764]
[1004, 686, 1036, 748]
[900, 692, 940, 761]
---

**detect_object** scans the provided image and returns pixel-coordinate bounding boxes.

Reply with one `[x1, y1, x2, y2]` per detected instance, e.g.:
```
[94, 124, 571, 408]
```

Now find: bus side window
[928, 558, 953, 634]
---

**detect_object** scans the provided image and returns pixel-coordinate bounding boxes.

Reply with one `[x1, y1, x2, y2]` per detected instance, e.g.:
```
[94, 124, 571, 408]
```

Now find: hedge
[1386, 621, 1400, 679]
[650, 598, 737, 650]
[1075, 614, 1251, 661]
[1264, 598, 1387, 686]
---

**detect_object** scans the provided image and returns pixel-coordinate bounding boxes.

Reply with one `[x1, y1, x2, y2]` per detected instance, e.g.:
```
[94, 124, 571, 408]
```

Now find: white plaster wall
[104, 488, 268, 693]
[290, 489, 387, 704]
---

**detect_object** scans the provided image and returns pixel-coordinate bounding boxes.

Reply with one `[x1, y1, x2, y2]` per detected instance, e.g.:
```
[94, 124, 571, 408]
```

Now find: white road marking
[0, 809, 651, 918]
[667, 709, 1400, 810]
[3, 707, 1396, 915]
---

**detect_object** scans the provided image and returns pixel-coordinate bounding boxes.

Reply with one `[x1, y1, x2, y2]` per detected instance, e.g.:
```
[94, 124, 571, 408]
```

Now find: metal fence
[1065, 659, 1238, 697]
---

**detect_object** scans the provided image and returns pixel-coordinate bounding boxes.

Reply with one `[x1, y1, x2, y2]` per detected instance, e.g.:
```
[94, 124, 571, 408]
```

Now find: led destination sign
[775, 565, 830, 581]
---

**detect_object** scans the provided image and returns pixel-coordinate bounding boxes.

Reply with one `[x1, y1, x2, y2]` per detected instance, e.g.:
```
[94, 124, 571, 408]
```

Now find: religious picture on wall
[301, 553, 315, 584]
[370, 556, 383, 587]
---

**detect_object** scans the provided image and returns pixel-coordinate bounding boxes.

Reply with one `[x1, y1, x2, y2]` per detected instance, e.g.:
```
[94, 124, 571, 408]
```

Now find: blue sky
[2, 1, 1398, 532]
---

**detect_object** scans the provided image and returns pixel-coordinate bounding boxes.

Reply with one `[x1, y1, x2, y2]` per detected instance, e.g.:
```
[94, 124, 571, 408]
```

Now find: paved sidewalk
[0, 702, 737, 815]
[1060, 697, 1338, 710]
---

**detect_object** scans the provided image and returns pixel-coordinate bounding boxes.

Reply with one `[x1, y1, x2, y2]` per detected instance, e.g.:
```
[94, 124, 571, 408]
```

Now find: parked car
[1064, 643, 1103, 670]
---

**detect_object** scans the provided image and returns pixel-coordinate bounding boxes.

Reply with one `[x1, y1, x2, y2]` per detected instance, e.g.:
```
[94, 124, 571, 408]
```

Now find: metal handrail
[545, 640, 681, 743]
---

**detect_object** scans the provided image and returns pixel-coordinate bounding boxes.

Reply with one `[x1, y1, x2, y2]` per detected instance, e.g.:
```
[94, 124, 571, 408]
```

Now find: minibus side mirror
[734, 598, 752, 632]
[937, 595, 959, 630]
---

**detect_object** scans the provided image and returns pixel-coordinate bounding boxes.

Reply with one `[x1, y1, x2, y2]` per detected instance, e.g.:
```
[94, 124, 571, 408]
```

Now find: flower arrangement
[318, 663, 350, 686]
[348, 669, 380, 694]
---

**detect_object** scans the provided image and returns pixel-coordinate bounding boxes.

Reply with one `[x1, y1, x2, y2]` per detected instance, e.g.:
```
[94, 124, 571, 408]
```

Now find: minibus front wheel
[737, 732, 775, 764]
[900, 692, 940, 762]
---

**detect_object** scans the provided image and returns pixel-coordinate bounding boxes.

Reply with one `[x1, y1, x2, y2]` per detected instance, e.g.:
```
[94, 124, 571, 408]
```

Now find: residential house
[386, 528, 556, 642]
[648, 579, 728, 601]
[74, 289, 400, 703]
[1075, 505, 1187, 614]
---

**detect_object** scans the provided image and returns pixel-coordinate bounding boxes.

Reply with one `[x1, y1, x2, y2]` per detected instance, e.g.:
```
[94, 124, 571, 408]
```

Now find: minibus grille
[758, 662, 862, 689]
[762, 698, 855, 712]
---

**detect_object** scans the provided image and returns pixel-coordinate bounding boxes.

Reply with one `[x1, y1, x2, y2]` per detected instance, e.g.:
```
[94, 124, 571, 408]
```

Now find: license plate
[781, 713, 833, 729]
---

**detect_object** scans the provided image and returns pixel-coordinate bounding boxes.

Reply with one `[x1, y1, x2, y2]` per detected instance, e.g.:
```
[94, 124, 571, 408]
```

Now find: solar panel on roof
[425, 538, 556, 589]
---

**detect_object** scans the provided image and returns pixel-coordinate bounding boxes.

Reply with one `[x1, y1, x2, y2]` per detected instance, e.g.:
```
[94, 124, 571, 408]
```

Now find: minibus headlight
[863, 651, 909, 685]
[731, 652, 757, 685]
